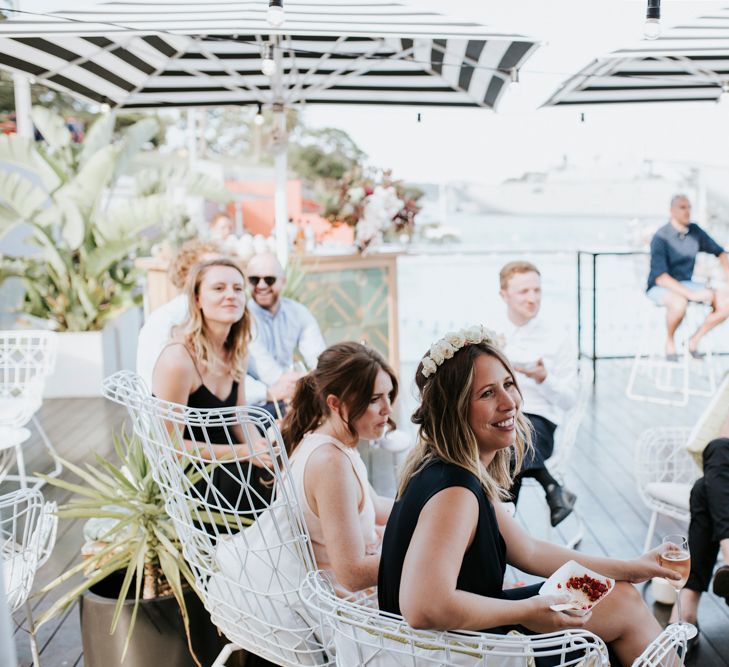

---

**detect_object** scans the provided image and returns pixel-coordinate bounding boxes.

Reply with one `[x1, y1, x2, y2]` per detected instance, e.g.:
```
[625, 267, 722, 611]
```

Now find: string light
[510, 67, 520, 85]
[254, 103, 265, 125]
[261, 42, 276, 76]
[100, 102, 111, 113]
[267, 0, 285, 28]
[643, 0, 661, 40]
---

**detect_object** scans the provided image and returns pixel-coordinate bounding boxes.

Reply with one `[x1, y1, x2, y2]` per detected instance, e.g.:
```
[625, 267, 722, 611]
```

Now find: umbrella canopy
[0, 0, 538, 261]
[0, 0, 537, 110]
[545, 7, 729, 106]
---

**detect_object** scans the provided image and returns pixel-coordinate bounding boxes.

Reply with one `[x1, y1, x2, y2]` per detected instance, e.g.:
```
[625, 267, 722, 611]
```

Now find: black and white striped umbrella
[0, 0, 538, 111]
[546, 7, 729, 107]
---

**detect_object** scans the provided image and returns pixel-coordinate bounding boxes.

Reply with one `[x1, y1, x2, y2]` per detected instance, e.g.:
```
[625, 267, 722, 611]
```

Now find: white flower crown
[421, 324, 498, 378]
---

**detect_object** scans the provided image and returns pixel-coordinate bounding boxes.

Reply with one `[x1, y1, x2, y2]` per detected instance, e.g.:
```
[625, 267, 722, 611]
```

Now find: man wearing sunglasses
[246, 252, 326, 377]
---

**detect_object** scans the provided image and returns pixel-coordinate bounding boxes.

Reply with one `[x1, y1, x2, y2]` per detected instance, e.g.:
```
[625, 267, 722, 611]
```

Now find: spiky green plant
[36, 428, 202, 664]
[0, 106, 230, 331]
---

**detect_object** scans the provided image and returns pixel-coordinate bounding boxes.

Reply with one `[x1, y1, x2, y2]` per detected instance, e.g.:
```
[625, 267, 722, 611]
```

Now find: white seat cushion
[686, 374, 729, 468]
[0, 426, 31, 450]
[645, 482, 692, 510]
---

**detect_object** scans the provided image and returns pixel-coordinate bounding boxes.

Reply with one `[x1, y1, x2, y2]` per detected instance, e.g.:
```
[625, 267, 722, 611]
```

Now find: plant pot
[44, 307, 142, 398]
[79, 572, 229, 667]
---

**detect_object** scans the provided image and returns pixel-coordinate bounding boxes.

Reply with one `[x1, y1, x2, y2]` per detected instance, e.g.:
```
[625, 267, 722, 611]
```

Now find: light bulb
[643, 18, 660, 39]
[261, 42, 277, 76]
[719, 83, 729, 105]
[100, 102, 111, 114]
[254, 105, 265, 125]
[267, 0, 285, 27]
[643, 0, 661, 40]
[262, 57, 277, 76]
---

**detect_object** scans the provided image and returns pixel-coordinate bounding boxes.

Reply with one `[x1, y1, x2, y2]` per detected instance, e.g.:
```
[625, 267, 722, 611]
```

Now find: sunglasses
[248, 275, 277, 287]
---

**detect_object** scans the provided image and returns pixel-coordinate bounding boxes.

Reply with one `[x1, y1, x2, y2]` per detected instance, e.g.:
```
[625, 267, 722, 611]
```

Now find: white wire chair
[634, 427, 700, 552]
[0, 330, 61, 489]
[1, 487, 58, 667]
[102, 370, 331, 667]
[518, 364, 593, 549]
[301, 570, 610, 667]
[631, 623, 687, 667]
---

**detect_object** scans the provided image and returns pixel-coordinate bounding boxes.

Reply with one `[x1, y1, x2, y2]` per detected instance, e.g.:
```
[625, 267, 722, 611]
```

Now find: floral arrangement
[421, 325, 498, 378]
[320, 169, 423, 252]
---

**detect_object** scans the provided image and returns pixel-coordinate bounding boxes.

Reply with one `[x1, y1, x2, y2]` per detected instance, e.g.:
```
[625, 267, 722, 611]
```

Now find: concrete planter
[44, 307, 142, 398]
[79, 573, 226, 667]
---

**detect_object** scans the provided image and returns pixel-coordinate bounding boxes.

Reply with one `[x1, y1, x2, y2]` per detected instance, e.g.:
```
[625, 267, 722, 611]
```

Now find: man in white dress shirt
[136, 240, 300, 408]
[497, 261, 578, 526]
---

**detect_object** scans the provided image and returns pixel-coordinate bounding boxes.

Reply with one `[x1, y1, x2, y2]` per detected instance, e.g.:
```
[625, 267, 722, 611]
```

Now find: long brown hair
[398, 340, 532, 501]
[179, 258, 251, 381]
[280, 342, 399, 454]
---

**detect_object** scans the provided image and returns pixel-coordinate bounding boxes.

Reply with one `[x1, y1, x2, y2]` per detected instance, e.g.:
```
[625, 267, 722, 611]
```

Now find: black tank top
[378, 459, 507, 615]
[186, 381, 239, 445]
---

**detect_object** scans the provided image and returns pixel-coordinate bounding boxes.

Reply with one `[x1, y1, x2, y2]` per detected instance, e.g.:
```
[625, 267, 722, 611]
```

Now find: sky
[299, 0, 729, 184]
[19, 0, 729, 185]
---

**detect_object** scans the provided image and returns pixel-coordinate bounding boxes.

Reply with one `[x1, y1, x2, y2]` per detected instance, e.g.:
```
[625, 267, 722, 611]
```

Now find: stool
[626, 299, 716, 406]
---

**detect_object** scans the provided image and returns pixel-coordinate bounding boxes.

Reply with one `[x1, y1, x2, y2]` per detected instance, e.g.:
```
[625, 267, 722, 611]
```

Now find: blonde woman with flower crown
[378, 325, 682, 666]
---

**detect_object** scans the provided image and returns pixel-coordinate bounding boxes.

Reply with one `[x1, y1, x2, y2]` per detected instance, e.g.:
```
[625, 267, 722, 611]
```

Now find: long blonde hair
[179, 258, 251, 381]
[398, 341, 532, 501]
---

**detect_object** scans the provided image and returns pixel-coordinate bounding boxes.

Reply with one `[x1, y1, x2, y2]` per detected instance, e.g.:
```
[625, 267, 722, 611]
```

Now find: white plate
[539, 560, 615, 616]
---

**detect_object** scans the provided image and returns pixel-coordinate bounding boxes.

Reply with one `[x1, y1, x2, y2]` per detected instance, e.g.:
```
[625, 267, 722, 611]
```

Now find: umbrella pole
[13, 72, 32, 138]
[273, 107, 288, 266]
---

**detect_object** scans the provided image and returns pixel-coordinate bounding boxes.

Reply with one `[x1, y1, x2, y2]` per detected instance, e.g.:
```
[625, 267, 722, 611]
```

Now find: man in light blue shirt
[246, 253, 326, 375]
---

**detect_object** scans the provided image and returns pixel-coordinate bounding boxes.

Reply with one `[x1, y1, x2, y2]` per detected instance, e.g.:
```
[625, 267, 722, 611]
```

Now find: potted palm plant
[36, 428, 226, 667]
[0, 106, 230, 396]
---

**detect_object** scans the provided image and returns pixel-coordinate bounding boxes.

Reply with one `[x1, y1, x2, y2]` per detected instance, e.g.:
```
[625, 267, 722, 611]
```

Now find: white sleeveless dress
[288, 432, 382, 593]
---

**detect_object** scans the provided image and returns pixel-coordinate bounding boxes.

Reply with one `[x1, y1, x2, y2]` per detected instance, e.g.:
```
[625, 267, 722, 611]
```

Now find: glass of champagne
[660, 534, 698, 639]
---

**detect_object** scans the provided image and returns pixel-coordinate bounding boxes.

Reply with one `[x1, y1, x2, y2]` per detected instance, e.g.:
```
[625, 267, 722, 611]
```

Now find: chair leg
[15, 440, 28, 490]
[211, 642, 237, 667]
[31, 415, 63, 480]
[25, 599, 41, 667]
[644, 511, 658, 553]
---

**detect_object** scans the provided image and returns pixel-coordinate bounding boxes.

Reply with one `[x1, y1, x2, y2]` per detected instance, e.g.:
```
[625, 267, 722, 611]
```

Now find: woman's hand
[520, 594, 592, 633]
[622, 545, 683, 584]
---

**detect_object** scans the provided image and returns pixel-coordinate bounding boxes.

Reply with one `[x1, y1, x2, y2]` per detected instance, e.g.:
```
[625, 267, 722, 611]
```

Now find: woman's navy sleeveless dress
[378, 458, 576, 667]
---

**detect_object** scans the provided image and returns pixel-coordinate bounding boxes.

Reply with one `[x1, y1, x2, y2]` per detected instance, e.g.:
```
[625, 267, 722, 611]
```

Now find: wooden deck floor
[8, 359, 729, 666]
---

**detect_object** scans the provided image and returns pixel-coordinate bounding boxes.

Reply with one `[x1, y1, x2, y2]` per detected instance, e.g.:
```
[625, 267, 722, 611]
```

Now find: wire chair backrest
[103, 370, 329, 667]
[631, 624, 687, 666]
[550, 363, 593, 476]
[301, 571, 609, 667]
[0, 330, 57, 427]
[0, 487, 58, 612]
[635, 427, 699, 494]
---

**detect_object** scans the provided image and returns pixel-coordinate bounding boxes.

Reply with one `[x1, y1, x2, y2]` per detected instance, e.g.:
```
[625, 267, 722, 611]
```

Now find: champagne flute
[660, 534, 698, 640]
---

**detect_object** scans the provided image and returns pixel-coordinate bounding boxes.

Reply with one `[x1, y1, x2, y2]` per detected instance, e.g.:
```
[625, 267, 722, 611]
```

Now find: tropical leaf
[55, 192, 85, 251]
[0, 133, 61, 191]
[115, 118, 158, 179]
[0, 170, 48, 227]
[98, 194, 168, 242]
[78, 112, 115, 168]
[61, 144, 117, 217]
[84, 238, 138, 279]
[31, 106, 72, 152]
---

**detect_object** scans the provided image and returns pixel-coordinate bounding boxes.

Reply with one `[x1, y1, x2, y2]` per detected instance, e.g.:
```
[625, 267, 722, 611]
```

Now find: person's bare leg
[664, 292, 688, 356]
[689, 288, 729, 352]
[584, 581, 666, 665]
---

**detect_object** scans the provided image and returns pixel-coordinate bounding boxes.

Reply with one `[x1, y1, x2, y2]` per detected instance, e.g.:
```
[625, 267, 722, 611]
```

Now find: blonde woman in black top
[378, 325, 681, 666]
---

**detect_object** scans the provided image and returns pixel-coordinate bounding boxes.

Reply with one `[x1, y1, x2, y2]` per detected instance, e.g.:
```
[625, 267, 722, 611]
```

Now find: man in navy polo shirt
[647, 194, 729, 360]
